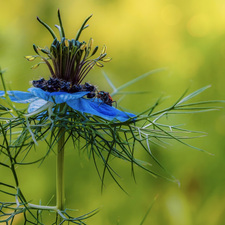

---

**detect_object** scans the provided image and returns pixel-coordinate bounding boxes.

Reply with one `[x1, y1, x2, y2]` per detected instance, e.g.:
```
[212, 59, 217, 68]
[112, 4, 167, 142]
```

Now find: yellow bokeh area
[0, 0, 225, 224]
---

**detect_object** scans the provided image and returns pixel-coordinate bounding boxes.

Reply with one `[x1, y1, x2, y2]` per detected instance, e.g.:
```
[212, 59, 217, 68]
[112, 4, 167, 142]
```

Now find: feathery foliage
[0, 9, 222, 225]
[0, 66, 222, 224]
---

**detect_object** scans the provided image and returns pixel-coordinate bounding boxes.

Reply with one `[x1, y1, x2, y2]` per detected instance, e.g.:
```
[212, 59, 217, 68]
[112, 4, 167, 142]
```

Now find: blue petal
[28, 99, 48, 113]
[0, 91, 38, 103]
[66, 98, 136, 122]
[28, 88, 90, 104]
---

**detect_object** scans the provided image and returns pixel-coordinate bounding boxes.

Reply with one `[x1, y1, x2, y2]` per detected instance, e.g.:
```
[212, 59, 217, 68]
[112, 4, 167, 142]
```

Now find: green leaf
[57, 9, 65, 39]
[102, 70, 117, 92]
[37, 16, 57, 40]
[176, 85, 211, 106]
[111, 68, 167, 96]
[75, 14, 93, 41]
[140, 195, 158, 225]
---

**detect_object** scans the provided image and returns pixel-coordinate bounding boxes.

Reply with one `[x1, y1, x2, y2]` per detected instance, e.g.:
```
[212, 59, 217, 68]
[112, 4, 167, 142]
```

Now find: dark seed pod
[40, 78, 45, 83]
[87, 92, 96, 98]
[33, 77, 98, 97]
[47, 79, 53, 85]
[47, 85, 55, 92]
[32, 80, 39, 87]
[60, 82, 70, 92]
[70, 84, 82, 93]
[32, 78, 46, 87]
[55, 79, 61, 88]
[84, 82, 96, 92]
[38, 84, 48, 91]
[49, 78, 60, 88]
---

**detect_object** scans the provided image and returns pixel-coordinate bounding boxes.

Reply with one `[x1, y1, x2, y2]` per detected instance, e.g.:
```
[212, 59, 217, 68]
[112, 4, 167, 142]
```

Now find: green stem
[28, 203, 57, 211]
[56, 118, 65, 223]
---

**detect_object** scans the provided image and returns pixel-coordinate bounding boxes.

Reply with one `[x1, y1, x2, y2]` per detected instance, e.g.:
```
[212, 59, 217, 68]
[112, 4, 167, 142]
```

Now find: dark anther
[32, 78, 46, 87]
[32, 78, 98, 96]
[38, 84, 47, 91]
[47, 85, 55, 92]
[40, 78, 45, 82]
[53, 78, 61, 88]
[60, 82, 71, 92]
[84, 82, 96, 92]
[87, 92, 96, 98]
[47, 79, 53, 85]
[70, 84, 82, 92]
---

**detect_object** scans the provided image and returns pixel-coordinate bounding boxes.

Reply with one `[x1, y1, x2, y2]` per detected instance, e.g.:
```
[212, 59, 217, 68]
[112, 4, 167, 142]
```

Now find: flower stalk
[56, 128, 65, 210]
[0, 9, 222, 225]
[56, 105, 66, 224]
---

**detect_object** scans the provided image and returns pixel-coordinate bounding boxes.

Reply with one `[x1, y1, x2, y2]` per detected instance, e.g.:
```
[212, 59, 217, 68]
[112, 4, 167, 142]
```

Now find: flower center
[33, 77, 96, 96]
[25, 10, 112, 85]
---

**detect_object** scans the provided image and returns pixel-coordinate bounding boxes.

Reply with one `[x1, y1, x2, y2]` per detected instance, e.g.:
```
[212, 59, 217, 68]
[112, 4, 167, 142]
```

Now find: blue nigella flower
[0, 10, 135, 123]
[0, 88, 135, 122]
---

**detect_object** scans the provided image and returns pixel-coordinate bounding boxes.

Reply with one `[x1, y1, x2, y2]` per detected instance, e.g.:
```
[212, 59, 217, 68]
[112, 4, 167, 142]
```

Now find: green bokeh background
[0, 0, 225, 224]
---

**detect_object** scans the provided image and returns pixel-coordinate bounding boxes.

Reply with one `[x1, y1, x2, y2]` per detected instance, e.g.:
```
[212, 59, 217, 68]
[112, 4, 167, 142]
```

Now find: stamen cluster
[33, 77, 96, 97]
[25, 10, 112, 85]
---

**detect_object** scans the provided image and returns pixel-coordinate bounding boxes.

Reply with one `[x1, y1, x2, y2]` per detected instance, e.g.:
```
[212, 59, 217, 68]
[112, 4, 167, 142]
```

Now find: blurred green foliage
[0, 0, 225, 224]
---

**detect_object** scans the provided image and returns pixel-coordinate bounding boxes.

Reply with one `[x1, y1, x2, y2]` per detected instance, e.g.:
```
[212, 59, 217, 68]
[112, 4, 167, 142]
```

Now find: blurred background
[0, 0, 225, 224]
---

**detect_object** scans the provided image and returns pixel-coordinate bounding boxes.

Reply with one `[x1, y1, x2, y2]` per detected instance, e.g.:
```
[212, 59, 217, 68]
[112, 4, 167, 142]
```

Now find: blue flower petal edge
[0, 90, 38, 103]
[0, 88, 136, 122]
[28, 88, 90, 104]
[28, 99, 48, 113]
[66, 98, 136, 122]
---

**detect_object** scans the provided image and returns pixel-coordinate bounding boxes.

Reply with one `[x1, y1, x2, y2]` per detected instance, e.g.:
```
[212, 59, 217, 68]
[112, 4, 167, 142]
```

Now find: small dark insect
[97, 91, 116, 107]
